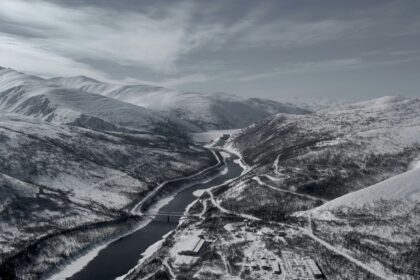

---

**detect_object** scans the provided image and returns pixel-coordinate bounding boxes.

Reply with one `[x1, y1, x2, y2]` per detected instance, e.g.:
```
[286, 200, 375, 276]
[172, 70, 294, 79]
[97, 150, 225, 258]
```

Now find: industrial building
[178, 237, 206, 256]
[281, 251, 325, 279]
[304, 257, 324, 279]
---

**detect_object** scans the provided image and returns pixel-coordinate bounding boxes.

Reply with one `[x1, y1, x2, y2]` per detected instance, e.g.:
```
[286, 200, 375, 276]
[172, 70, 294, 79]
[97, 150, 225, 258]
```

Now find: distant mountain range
[0, 67, 198, 135]
[49, 75, 310, 131]
[0, 67, 311, 134]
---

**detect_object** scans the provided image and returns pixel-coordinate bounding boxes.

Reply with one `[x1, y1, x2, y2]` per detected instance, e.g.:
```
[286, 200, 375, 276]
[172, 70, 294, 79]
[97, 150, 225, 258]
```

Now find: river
[63, 150, 243, 280]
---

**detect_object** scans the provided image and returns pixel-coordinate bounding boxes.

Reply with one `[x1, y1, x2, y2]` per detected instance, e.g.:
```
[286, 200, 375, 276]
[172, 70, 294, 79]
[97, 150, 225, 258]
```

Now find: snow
[49, 75, 309, 131]
[115, 231, 172, 280]
[48, 149, 227, 279]
[192, 129, 241, 144]
[1, 67, 311, 134]
[48, 243, 109, 280]
[299, 227, 390, 280]
[0, 109, 215, 277]
[192, 189, 206, 197]
[218, 141, 250, 176]
[315, 138, 343, 148]
[47, 201, 175, 280]
[130, 150, 222, 215]
[0, 68, 196, 133]
[314, 166, 420, 210]
[169, 228, 203, 266]
[37, 169, 145, 209]
[409, 158, 420, 170]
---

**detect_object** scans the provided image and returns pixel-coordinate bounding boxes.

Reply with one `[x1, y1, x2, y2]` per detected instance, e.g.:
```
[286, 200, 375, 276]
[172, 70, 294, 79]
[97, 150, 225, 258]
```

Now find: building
[304, 257, 324, 279]
[281, 251, 325, 279]
[273, 262, 282, 275]
[178, 237, 206, 256]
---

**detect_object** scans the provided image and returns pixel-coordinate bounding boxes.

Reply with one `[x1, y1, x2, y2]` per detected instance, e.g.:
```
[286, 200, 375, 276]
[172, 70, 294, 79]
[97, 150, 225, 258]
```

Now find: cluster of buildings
[244, 252, 283, 279]
[178, 222, 325, 279]
[222, 222, 325, 279]
[244, 251, 324, 279]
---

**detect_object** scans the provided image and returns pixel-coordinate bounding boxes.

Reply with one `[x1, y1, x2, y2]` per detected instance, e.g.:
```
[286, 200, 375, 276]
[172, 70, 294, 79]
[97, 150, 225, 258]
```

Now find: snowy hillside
[306, 153, 420, 280]
[122, 96, 420, 280]
[49, 76, 310, 130]
[0, 113, 214, 278]
[212, 95, 420, 279]
[314, 163, 420, 210]
[229, 96, 420, 198]
[0, 68, 198, 134]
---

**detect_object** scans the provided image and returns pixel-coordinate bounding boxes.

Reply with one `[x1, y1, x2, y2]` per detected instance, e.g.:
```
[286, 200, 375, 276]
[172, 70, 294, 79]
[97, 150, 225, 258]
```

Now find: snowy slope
[0, 68, 199, 134]
[0, 113, 213, 268]
[314, 165, 420, 210]
[229, 95, 420, 199]
[219, 96, 420, 279]
[49, 76, 310, 131]
[304, 118, 420, 280]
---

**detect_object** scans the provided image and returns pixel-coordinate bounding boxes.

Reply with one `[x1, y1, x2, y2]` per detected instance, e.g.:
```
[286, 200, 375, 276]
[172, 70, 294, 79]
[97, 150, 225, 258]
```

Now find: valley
[0, 67, 419, 280]
[1, 1, 419, 279]
[121, 96, 420, 280]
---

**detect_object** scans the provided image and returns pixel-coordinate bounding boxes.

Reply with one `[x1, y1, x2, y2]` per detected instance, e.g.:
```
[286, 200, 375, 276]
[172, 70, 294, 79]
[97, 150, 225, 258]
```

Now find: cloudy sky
[0, 0, 419, 101]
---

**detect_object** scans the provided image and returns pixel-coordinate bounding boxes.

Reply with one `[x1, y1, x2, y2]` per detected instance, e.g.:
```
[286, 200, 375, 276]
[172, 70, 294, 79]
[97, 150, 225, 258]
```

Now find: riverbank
[110, 150, 245, 280]
[38, 147, 237, 280]
[64, 149, 243, 280]
[0, 149, 219, 280]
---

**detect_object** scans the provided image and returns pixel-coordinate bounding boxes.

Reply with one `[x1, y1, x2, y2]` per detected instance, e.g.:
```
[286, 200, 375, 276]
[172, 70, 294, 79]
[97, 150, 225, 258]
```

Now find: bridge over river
[142, 211, 199, 222]
[53, 149, 244, 280]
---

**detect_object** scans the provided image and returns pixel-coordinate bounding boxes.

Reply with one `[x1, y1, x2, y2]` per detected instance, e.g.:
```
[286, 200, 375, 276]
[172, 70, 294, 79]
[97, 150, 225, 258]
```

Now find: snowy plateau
[0, 66, 419, 280]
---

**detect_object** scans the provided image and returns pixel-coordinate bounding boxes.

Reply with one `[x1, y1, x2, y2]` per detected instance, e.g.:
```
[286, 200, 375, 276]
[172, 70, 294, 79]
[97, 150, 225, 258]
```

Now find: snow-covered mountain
[314, 162, 420, 210]
[122, 96, 420, 280]
[0, 67, 310, 134]
[0, 68, 199, 134]
[49, 76, 310, 131]
[191, 95, 420, 279]
[2, 63, 419, 279]
[229, 95, 420, 198]
[306, 151, 420, 280]
[0, 113, 214, 278]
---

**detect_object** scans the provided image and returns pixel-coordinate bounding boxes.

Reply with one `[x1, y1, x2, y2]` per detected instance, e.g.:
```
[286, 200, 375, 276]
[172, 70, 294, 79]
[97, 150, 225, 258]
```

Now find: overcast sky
[0, 0, 419, 101]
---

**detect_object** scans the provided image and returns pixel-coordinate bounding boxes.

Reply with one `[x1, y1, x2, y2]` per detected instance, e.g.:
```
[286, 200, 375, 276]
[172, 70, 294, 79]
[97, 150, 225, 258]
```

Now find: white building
[178, 237, 206, 256]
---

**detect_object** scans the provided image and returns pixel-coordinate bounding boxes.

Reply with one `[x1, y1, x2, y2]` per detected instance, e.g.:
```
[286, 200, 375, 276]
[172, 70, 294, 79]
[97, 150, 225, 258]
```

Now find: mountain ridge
[0, 68, 199, 135]
[49, 75, 311, 131]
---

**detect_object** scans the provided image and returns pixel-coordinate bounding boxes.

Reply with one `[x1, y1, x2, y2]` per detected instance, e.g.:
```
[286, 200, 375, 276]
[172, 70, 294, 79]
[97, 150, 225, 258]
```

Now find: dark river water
[67, 150, 243, 280]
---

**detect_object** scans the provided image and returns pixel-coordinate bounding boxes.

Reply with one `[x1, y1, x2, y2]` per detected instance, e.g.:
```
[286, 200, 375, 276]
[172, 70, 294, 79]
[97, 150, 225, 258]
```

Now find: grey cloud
[0, 0, 419, 101]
